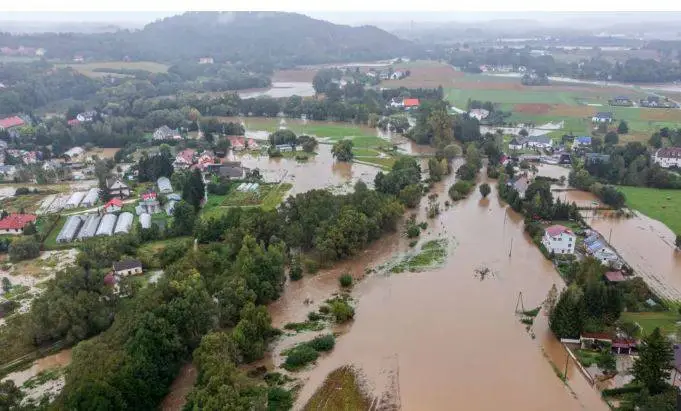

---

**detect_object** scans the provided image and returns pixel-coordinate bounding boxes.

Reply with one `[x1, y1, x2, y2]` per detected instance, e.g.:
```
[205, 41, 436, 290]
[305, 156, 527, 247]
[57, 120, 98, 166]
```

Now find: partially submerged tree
[479, 183, 491, 198]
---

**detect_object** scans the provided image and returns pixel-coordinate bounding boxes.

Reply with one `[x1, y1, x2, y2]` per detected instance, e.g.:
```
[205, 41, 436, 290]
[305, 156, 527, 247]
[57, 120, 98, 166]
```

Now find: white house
[390, 71, 405, 80]
[541, 225, 576, 255]
[113, 260, 143, 277]
[468, 109, 489, 121]
[592, 112, 614, 123]
[76, 111, 96, 122]
[652, 147, 681, 169]
[63, 146, 85, 162]
[198, 57, 214, 64]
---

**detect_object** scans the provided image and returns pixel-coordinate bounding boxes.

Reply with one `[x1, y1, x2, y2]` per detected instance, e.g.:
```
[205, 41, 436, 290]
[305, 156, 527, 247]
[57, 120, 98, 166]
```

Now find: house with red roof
[103, 198, 123, 213]
[228, 136, 246, 151]
[403, 98, 420, 109]
[174, 149, 195, 170]
[604, 270, 627, 283]
[0, 116, 25, 131]
[541, 224, 576, 255]
[0, 213, 37, 235]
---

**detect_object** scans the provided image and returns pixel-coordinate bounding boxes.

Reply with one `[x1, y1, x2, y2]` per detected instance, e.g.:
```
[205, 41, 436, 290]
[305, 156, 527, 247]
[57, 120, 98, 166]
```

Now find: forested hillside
[0, 12, 412, 69]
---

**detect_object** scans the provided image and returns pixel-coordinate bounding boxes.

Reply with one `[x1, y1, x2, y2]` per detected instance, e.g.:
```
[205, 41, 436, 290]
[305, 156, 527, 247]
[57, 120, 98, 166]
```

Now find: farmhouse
[591, 112, 613, 123]
[153, 125, 181, 141]
[527, 135, 553, 149]
[198, 57, 214, 65]
[611, 96, 632, 106]
[604, 270, 626, 283]
[390, 71, 406, 80]
[174, 149, 195, 169]
[106, 177, 131, 198]
[469, 109, 490, 121]
[403, 98, 420, 109]
[508, 137, 527, 150]
[0, 214, 37, 235]
[139, 192, 161, 214]
[652, 147, 681, 169]
[585, 153, 611, 165]
[205, 161, 245, 179]
[113, 260, 143, 276]
[228, 136, 246, 151]
[509, 175, 530, 198]
[571, 136, 592, 149]
[0, 116, 25, 137]
[541, 225, 576, 255]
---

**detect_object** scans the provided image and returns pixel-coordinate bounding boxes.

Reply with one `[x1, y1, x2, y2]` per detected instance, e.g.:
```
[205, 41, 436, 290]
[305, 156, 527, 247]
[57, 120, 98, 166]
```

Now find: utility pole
[564, 348, 570, 380]
[508, 237, 514, 257]
[515, 291, 525, 313]
[608, 228, 613, 243]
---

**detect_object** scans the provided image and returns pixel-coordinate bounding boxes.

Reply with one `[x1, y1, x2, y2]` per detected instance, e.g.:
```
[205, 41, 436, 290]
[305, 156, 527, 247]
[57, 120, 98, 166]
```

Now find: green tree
[398, 184, 422, 208]
[632, 327, 674, 395]
[331, 139, 354, 162]
[269, 129, 297, 146]
[617, 120, 629, 134]
[1, 277, 11, 293]
[0, 380, 23, 410]
[428, 157, 447, 182]
[232, 302, 274, 363]
[549, 288, 584, 339]
[171, 200, 197, 236]
[604, 131, 619, 145]
[443, 143, 462, 160]
[675, 235, 681, 249]
[8, 237, 40, 262]
[479, 183, 491, 198]
[182, 169, 205, 210]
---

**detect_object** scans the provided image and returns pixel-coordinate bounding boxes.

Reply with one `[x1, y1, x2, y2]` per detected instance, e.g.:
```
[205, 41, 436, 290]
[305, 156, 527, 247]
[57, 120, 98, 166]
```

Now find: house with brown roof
[0, 214, 37, 235]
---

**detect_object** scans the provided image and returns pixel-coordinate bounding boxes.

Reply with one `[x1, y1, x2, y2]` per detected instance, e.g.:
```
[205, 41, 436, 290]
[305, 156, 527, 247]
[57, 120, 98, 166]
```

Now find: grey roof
[77, 214, 101, 240]
[81, 188, 99, 206]
[594, 112, 613, 118]
[96, 213, 117, 236]
[57, 215, 84, 243]
[65, 191, 86, 208]
[113, 259, 142, 272]
[217, 165, 244, 178]
[140, 213, 151, 229]
[528, 135, 551, 144]
[167, 193, 181, 201]
[157, 177, 173, 193]
[114, 212, 134, 234]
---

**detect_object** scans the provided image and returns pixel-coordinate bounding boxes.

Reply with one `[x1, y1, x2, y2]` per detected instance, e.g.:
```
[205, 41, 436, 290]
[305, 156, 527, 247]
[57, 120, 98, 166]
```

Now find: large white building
[652, 147, 681, 169]
[541, 225, 576, 255]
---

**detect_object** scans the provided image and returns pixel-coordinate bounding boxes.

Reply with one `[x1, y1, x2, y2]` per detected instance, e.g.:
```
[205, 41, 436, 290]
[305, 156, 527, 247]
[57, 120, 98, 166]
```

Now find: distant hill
[0, 12, 413, 69]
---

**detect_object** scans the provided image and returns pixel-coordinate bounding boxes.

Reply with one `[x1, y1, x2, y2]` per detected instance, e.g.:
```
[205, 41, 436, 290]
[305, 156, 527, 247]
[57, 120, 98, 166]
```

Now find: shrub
[307, 311, 322, 321]
[318, 305, 330, 315]
[329, 299, 355, 323]
[268, 387, 294, 410]
[308, 334, 335, 352]
[283, 345, 319, 370]
[289, 260, 303, 281]
[448, 180, 474, 201]
[406, 225, 420, 239]
[339, 273, 353, 288]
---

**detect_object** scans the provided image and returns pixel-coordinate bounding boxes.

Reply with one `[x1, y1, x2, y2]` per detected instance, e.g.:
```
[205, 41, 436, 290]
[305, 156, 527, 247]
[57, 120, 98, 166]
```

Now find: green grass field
[617, 186, 681, 235]
[201, 182, 292, 219]
[620, 310, 681, 335]
[55, 61, 169, 78]
[446, 88, 580, 107]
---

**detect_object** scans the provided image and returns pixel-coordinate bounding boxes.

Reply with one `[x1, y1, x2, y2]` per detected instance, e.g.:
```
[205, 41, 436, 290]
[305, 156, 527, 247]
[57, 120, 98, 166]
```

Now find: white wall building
[653, 147, 681, 169]
[541, 225, 576, 255]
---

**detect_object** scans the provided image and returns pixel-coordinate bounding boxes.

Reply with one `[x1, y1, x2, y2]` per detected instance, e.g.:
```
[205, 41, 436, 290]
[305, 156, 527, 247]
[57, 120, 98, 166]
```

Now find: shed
[77, 214, 102, 240]
[80, 188, 99, 207]
[113, 259, 143, 276]
[140, 213, 151, 229]
[64, 191, 86, 209]
[157, 177, 173, 194]
[57, 215, 84, 243]
[114, 212, 134, 234]
[95, 214, 118, 236]
[604, 271, 626, 283]
[167, 193, 181, 201]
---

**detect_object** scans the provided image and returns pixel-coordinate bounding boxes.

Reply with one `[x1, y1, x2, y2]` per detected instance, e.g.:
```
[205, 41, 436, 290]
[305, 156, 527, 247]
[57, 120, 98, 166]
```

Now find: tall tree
[182, 169, 205, 210]
[172, 200, 197, 236]
[331, 140, 354, 162]
[632, 327, 674, 395]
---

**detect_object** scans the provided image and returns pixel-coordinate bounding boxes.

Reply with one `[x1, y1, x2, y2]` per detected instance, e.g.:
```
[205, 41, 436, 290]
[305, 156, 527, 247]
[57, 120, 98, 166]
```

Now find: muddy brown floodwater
[270, 164, 607, 411]
[2, 348, 72, 387]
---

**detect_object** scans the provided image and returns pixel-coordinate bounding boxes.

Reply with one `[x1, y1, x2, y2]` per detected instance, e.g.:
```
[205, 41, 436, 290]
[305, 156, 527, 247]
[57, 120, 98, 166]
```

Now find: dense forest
[0, 12, 413, 69]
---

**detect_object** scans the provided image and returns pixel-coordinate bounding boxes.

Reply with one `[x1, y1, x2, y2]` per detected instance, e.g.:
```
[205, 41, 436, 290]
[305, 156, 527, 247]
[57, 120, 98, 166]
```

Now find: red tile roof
[141, 192, 157, 201]
[0, 214, 36, 230]
[67, 119, 80, 126]
[228, 136, 245, 147]
[545, 225, 572, 237]
[176, 149, 194, 164]
[0, 116, 25, 129]
[403, 98, 420, 107]
[105, 198, 123, 208]
[581, 332, 612, 340]
[605, 271, 626, 282]
[612, 338, 637, 349]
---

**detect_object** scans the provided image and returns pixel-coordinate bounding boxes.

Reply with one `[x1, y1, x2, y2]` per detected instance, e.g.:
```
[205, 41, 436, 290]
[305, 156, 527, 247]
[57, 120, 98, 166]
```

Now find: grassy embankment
[390, 239, 448, 273]
[201, 182, 293, 219]
[620, 310, 681, 336]
[303, 366, 371, 411]
[616, 186, 681, 235]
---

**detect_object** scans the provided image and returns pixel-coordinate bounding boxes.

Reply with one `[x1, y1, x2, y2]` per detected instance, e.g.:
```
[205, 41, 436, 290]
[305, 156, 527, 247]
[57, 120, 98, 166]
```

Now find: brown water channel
[269, 164, 607, 411]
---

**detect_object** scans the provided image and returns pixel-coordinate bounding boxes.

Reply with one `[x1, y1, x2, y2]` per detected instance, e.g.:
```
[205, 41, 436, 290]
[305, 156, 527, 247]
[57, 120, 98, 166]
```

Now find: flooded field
[2, 348, 72, 387]
[268, 166, 607, 411]
[238, 82, 315, 99]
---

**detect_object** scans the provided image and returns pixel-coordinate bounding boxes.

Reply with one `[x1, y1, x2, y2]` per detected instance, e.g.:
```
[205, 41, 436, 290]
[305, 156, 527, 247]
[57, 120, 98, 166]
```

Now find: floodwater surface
[2, 348, 72, 387]
[270, 167, 607, 411]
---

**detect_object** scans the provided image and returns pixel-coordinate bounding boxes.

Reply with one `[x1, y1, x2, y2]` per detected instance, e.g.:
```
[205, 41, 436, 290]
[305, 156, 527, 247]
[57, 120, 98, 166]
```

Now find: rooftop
[604, 271, 626, 282]
[545, 224, 573, 237]
[0, 213, 36, 230]
[403, 98, 419, 107]
[113, 259, 142, 272]
[656, 147, 681, 159]
[0, 116, 25, 129]
[594, 112, 613, 118]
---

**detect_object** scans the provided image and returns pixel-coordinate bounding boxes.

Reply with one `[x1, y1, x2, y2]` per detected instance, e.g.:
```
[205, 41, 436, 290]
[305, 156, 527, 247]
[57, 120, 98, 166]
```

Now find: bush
[289, 259, 303, 281]
[318, 305, 330, 315]
[329, 299, 355, 323]
[308, 334, 335, 352]
[448, 180, 474, 201]
[601, 385, 643, 397]
[307, 311, 322, 321]
[339, 273, 353, 288]
[409, 240, 418, 247]
[283, 345, 319, 370]
[268, 387, 294, 410]
[8, 237, 40, 262]
[406, 224, 420, 238]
